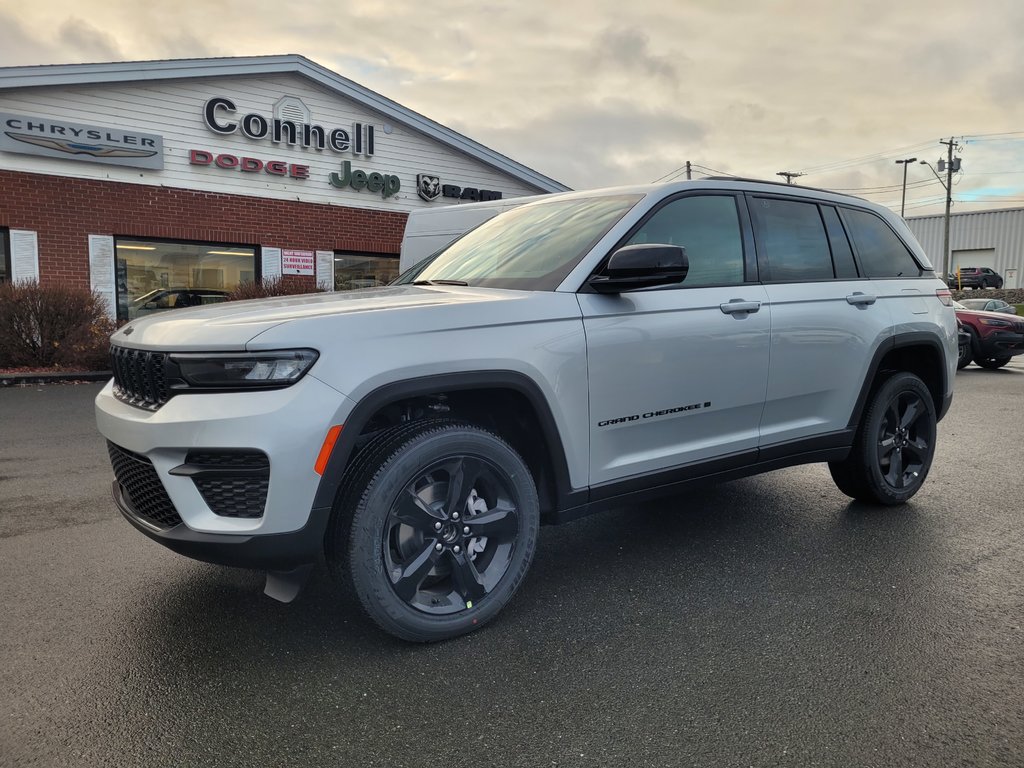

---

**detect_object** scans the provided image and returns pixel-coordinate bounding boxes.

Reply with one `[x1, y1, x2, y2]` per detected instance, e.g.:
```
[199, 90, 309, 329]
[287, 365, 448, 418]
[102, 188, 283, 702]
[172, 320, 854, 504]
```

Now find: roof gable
[0, 54, 568, 193]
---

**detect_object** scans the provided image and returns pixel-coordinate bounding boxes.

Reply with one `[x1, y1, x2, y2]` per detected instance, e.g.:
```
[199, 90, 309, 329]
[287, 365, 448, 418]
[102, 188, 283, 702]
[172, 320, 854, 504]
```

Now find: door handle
[846, 292, 877, 306]
[720, 300, 761, 315]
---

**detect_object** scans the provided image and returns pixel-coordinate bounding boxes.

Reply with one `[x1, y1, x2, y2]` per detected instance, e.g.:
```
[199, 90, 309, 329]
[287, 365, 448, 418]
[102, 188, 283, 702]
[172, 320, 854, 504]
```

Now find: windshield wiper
[412, 279, 470, 286]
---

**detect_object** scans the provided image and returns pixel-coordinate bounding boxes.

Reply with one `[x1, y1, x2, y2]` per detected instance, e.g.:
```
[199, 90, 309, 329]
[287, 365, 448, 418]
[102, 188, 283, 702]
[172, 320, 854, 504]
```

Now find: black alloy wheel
[332, 420, 540, 642]
[875, 391, 931, 492]
[829, 372, 937, 505]
[383, 455, 520, 615]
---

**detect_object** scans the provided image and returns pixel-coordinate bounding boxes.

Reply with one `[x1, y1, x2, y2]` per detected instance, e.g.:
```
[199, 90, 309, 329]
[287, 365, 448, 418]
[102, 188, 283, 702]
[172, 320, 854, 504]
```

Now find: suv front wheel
[331, 420, 540, 642]
[829, 372, 937, 505]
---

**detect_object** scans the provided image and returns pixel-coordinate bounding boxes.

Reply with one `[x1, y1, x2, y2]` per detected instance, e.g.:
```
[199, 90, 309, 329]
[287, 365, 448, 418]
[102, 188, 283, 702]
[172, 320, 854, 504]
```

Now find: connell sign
[203, 97, 376, 157]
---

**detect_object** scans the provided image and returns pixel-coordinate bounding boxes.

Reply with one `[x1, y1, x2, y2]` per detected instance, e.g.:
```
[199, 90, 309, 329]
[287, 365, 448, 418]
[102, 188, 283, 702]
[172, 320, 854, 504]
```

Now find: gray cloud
[57, 18, 124, 62]
[1, 0, 1023, 214]
[591, 28, 681, 85]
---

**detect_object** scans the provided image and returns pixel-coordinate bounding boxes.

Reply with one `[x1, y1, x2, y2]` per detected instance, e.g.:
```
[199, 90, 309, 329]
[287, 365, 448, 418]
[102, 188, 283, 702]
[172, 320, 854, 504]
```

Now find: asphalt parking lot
[2, 364, 1023, 768]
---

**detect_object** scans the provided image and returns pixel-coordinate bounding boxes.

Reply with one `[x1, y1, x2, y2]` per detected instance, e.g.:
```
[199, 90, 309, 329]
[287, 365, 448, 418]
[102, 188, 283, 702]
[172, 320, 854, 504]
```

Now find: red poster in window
[282, 249, 315, 276]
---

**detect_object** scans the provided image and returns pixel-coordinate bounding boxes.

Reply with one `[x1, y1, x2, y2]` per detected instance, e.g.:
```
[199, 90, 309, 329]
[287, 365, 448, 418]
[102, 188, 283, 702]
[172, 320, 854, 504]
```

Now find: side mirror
[143, 301, 158, 310]
[588, 244, 689, 294]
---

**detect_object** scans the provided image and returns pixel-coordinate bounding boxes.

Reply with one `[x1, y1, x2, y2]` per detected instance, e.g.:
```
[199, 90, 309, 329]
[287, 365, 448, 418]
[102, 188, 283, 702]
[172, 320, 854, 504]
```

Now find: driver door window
[625, 195, 745, 287]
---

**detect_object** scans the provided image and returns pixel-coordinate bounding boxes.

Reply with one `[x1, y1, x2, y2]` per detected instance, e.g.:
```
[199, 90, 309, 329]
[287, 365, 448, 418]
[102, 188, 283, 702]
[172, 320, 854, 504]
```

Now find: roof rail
[699, 176, 859, 199]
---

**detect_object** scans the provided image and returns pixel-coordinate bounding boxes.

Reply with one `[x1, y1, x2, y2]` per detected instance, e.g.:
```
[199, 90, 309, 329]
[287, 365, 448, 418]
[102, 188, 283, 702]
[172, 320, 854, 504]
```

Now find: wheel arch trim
[847, 331, 951, 429]
[310, 370, 584, 515]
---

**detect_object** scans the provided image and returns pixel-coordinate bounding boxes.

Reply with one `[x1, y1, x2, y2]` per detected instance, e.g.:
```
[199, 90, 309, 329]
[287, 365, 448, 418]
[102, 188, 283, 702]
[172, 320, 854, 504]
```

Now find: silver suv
[96, 179, 957, 641]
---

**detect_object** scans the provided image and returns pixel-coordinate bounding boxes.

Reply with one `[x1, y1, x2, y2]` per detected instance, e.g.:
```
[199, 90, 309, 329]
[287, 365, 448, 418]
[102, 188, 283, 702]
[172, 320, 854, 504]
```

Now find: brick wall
[0, 169, 408, 289]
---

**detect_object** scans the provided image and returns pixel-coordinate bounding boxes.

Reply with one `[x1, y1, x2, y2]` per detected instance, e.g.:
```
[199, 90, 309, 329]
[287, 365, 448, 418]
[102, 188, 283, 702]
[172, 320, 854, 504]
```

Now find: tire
[828, 372, 937, 505]
[957, 336, 971, 369]
[958, 328, 976, 370]
[975, 355, 1011, 370]
[330, 419, 540, 642]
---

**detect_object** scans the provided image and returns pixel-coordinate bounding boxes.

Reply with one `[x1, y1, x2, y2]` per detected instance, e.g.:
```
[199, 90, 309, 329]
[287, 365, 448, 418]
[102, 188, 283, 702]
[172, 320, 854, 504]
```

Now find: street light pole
[895, 157, 918, 217]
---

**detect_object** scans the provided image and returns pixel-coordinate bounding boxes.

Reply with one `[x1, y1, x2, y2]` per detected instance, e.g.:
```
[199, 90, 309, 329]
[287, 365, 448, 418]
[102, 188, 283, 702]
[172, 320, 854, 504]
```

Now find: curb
[0, 371, 112, 387]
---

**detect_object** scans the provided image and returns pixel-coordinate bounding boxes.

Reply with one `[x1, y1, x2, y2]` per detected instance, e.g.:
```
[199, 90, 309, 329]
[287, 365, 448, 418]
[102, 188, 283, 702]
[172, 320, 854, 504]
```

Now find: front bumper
[979, 330, 1024, 358]
[113, 480, 331, 569]
[96, 374, 354, 567]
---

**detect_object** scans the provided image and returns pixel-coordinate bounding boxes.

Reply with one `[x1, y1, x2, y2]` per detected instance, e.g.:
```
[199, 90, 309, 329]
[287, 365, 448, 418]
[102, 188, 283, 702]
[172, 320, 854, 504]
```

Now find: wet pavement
[2, 364, 1023, 767]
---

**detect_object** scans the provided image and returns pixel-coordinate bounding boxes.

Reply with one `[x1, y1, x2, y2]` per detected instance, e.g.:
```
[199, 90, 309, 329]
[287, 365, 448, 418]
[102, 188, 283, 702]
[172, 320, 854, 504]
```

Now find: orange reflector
[314, 425, 343, 475]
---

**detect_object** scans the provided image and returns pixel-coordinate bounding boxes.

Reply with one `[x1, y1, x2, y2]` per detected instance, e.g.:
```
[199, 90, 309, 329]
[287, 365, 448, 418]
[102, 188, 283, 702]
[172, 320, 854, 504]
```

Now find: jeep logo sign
[329, 161, 400, 198]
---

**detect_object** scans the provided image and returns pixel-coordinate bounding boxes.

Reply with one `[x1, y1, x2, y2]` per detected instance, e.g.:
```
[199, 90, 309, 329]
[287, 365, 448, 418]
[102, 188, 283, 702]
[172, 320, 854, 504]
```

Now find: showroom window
[0, 228, 9, 283]
[115, 238, 257, 322]
[334, 252, 399, 291]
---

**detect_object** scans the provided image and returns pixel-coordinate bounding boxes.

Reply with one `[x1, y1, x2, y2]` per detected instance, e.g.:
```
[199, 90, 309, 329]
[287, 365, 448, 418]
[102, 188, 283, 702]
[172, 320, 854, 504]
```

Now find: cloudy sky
[2, 0, 1023, 216]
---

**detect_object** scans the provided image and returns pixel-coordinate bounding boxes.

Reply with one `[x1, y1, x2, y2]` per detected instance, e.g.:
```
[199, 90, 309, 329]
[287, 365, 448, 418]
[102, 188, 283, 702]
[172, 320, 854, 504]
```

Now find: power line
[690, 163, 742, 178]
[795, 139, 938, 175]
[830, 178, 943, 194]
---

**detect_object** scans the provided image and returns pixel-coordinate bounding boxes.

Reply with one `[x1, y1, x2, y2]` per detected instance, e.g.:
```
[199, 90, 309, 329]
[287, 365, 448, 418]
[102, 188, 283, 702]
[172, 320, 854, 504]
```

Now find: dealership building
[0, 55, 567, 322]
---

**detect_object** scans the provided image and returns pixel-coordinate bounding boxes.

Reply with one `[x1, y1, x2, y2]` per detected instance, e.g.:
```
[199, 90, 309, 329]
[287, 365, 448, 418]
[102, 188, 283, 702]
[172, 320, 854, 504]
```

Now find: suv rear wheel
[829, 372, 937, 505]
[957, 331, 973, 369]
[331, 420, 540, 642]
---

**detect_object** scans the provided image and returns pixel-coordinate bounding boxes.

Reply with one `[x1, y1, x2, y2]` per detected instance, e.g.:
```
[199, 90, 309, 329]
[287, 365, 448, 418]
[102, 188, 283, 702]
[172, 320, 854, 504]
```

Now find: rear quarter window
[842, 208, 922, 278]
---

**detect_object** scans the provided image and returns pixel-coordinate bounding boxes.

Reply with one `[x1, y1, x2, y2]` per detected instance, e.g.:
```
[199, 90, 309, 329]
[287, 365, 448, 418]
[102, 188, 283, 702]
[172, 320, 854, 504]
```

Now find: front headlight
[979, 317, 1012, 328]
[170, 349, 319, 388]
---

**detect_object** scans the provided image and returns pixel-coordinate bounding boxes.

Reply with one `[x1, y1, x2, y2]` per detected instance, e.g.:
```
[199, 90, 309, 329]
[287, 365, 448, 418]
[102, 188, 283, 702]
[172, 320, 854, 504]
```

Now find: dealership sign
[203, 97, 376, 157]
[189, 149, 310, 179]
[0, 112, 164, 169]
[416, 173, 501, 203]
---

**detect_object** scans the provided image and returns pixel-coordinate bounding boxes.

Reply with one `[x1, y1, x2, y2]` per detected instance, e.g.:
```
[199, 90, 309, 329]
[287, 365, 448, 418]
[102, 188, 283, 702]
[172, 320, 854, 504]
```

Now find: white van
[398, 195, 546, 273]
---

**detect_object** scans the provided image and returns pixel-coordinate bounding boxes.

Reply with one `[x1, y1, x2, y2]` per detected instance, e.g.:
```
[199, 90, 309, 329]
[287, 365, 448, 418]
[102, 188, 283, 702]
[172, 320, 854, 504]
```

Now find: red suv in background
[949, 267, 1004, 289]
[954, 300, 1024, 369]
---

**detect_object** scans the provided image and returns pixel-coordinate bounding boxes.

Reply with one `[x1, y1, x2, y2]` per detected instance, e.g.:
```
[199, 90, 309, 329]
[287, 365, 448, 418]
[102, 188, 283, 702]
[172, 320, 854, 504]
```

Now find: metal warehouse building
[907, 207, 1024, 289]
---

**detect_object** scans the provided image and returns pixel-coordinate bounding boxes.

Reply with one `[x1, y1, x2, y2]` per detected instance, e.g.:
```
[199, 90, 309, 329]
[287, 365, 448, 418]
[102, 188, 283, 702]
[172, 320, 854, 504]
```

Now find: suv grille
[184, 450, 270, 519]
[108, 442, 182, 529]
[110, 346, 169, 410]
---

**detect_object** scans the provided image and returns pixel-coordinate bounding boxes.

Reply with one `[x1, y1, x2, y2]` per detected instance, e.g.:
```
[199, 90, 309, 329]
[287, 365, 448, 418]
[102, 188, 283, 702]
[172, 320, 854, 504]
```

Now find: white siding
[0, 74, 544, 212]
[907, 207, 1024, 279]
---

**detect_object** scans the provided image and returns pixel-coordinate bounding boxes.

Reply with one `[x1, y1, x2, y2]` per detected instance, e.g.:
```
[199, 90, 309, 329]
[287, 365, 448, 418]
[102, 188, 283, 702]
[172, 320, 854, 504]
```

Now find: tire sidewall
[347, 426, 540, 641]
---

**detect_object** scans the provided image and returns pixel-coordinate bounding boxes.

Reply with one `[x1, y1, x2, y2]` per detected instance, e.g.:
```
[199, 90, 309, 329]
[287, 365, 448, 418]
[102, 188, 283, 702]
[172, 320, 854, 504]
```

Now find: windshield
[397, 194, 642, 290]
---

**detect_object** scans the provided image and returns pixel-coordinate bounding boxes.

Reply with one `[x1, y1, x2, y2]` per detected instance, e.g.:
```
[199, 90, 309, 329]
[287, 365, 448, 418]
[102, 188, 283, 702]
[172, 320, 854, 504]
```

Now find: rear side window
[842, 208, 922, 278]
[750, 197, 833, 281]
[625, 195, 745, 287]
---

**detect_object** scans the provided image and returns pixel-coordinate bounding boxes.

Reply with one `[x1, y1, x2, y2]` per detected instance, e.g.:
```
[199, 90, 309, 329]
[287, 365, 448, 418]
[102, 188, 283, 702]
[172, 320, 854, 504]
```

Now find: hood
[955, 307, 1024, 327]
[110, 285, 528, 350]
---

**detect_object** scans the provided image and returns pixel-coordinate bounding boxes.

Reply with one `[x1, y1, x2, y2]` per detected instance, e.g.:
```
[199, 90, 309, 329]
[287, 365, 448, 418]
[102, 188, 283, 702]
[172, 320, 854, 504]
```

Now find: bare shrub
[0, 281, 114, 370]
[226, 276, 326, 301]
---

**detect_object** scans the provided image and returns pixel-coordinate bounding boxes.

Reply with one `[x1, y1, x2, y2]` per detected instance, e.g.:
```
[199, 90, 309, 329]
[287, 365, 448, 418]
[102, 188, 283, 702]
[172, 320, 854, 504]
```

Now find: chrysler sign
[0, 112, 164, 169]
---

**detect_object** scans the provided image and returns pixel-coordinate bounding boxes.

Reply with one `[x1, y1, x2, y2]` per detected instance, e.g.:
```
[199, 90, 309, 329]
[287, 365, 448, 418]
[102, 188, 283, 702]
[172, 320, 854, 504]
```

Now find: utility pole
[776, 171, 804, 184]
[938, 137, 960, 280]
[685, 161, 691, 180]
[895, 157, 918, 217]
